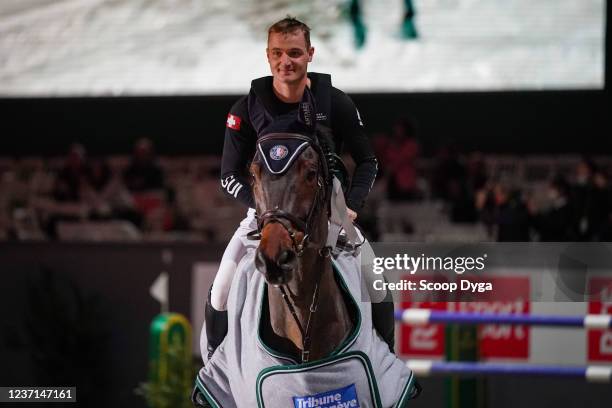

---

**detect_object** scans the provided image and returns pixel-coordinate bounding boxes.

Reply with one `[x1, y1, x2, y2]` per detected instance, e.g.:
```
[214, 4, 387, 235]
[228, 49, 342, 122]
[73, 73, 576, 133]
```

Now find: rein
[277, 245, 330, 363]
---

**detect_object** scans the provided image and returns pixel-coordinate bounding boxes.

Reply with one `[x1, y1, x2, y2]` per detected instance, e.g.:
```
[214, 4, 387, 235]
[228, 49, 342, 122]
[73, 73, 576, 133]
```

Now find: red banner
[399, 275, 530, 359]
[588, 277, 612, 362]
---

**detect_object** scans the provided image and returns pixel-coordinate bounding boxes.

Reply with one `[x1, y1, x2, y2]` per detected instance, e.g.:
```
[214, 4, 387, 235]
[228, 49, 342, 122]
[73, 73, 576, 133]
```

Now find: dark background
[0, 90, 609, 157]
[0, 242, 223, 407]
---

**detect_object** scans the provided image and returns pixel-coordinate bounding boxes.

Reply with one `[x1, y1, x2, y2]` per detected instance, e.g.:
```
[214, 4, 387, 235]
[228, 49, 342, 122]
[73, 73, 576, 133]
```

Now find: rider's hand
[347, 208, 357, 222]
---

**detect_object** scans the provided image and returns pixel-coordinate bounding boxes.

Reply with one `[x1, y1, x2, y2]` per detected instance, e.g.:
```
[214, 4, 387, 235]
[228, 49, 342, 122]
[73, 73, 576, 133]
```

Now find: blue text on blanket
[292, 383, 360, 408]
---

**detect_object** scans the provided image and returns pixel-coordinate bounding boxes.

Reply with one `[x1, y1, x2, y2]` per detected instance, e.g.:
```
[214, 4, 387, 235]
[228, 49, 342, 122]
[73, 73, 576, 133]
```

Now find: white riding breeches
[209, 208, 257, 310]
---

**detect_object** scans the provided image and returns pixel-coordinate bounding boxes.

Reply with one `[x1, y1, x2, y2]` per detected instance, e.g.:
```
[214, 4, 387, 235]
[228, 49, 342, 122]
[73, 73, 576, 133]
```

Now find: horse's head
[251, 135, 329, 285]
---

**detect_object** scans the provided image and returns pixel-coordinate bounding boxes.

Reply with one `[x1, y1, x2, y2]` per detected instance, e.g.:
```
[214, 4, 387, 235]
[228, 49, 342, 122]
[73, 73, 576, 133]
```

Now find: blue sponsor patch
[292, 383, 360, 408]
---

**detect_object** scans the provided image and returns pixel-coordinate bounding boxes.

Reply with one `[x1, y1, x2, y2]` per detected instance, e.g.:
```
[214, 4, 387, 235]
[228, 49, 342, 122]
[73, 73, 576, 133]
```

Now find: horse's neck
[266, 254, 353, 361]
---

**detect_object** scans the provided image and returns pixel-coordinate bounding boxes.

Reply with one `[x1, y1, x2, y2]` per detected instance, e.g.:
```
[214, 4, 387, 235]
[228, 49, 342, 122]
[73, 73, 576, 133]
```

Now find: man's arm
[331, 89, 378, 213]
[220, 97, 257, 208]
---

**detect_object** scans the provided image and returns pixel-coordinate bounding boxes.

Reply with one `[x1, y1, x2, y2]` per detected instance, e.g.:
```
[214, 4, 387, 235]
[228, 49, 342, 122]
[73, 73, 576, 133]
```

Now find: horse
[194, 133, 417, 407]
[251, 133, 354, 363]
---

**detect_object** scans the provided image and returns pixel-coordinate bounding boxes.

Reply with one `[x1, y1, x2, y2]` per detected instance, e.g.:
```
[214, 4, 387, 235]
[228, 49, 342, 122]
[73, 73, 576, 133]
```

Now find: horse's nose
[277, 249, 297, 271]
[255, 248, 295, 285]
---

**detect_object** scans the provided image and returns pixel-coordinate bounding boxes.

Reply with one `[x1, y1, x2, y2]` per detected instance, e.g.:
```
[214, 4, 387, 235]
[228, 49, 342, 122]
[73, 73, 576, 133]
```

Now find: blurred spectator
[432, 143, 478, 222]
[431, 144, 465, 201]
[466, 152, 488, 192]
[384, 118, 422, 201]
[529, 175, 574, 241]
[570, 158, 594, 241]
[477, 180, 530, 241]
[81, 157, 142, 227]
[52, 143, 88, 202]
[567, 158, 612, 241]
[123, 138, 168, 232]
[494, 183, 530, 241]
[589, 169, 612, 240]
[475, 182, 497, 238]
[42, 144, 91, 237]
[40, 144, 143, 238]
[123, 138, 165, 192]
[86, 158, 112, 193]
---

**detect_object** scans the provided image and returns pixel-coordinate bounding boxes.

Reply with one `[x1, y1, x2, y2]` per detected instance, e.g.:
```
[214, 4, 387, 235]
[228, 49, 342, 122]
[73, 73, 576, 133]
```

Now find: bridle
[250, 133, 332, 257]
[251, 133, 332, 362]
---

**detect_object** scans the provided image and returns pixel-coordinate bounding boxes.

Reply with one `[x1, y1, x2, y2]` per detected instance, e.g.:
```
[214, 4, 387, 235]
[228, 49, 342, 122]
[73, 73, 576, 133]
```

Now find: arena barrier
[396, 308, 612, 383]
[406, 360, 612, 383]
[395, 309, 612, 329]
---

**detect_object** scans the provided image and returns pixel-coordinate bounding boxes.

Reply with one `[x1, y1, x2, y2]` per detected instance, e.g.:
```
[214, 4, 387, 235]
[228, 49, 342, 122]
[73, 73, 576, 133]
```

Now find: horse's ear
[249, 159, 261, 183]
[252, 150, 261, 163]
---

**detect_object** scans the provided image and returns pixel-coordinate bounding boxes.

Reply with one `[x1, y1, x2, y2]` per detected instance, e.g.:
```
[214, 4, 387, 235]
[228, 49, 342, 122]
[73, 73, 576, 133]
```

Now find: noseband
[256, 181, 326, 258]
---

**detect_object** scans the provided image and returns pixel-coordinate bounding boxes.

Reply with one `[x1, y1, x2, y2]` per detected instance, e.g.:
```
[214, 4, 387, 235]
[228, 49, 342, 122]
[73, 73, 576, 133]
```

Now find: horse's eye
[306, 169, 317, 182]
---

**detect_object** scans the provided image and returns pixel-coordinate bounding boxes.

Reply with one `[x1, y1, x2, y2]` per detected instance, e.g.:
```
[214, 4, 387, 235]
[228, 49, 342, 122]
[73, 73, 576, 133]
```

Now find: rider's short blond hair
[268, 16, 312, 49]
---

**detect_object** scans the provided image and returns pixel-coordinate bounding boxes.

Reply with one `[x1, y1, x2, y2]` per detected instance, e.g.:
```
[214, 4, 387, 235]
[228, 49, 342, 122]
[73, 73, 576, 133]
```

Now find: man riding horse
[193, 17, 418, 407]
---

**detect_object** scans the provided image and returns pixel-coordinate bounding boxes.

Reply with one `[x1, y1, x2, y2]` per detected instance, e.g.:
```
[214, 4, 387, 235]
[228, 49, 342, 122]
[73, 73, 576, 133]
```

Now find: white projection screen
[0, 0, 605, 96]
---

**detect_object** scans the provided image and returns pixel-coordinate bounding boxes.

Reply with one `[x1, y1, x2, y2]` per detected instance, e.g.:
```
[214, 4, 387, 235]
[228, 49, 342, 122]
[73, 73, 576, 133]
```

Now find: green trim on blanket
[329, 260, 362, 356]
[393, 371, 416, 407]
[257, 284, 300, 365]
[255, 351, 383, 408]
[256, 262, 363, 363]
[195, 375, 222, 408]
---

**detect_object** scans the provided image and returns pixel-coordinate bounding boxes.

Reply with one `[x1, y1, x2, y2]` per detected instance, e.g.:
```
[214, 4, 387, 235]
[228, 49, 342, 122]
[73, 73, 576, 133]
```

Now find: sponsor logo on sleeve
[292, 384, 360, 408]
[226, 113, 241, 130]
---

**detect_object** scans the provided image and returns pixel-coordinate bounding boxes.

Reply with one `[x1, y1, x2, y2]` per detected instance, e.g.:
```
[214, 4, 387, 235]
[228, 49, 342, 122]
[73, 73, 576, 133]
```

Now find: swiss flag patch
[226, 113, 241, 130]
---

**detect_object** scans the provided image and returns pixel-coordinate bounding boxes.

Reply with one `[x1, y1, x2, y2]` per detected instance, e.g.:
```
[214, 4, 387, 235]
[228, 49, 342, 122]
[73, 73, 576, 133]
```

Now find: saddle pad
[256, 351, 381, 408]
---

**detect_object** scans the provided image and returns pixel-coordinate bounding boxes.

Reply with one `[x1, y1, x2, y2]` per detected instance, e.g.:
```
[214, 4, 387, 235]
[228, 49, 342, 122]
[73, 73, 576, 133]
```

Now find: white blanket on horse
[196, 249, 416, 408]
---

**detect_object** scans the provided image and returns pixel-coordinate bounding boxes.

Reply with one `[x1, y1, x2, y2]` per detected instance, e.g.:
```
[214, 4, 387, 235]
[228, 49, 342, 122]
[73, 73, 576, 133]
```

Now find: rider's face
[267, 31, 314, 85]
